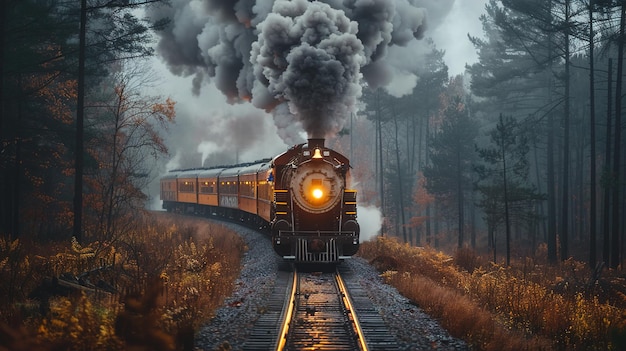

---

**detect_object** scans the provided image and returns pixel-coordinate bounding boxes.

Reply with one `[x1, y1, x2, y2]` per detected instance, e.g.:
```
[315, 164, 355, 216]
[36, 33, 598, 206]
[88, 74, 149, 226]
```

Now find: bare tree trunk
[0, 0, 4, 134]
[456, 140, 464, 249]
[73, 0, 87, 243]
[374, 90, 385, 236]
[0, 0, 4, 146]
[547, 0, 557, 263]
[532, 136, 547, 243]
[415, 112, 425, 246]
[603, 58, 613, 265]
[422, 110, 430, 246]
[378, 105, 385, 236]
[0, 0, 16, 240]
[350, 112, 353, 160]
[611, 2, 625, 269]
[589, 3, 597, 267]
[406, 116, 414, 245]
[104, 85, 124, 238]
[393, 107, 407, 242]
[498, 114, 512, 266]
[433, 204, 439, 248]
[470, 195, 476, 249]
[560, 0, 571, 261]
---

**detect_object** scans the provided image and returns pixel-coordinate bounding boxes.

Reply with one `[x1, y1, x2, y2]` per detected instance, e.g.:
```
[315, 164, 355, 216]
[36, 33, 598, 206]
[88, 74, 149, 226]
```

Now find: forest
[1, 0, 626, 349]
[345, 0, 626, 270]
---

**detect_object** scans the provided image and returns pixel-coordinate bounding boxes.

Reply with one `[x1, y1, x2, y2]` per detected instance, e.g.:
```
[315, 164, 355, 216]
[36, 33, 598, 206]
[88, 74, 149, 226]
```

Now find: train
[160, 138, 360, 263]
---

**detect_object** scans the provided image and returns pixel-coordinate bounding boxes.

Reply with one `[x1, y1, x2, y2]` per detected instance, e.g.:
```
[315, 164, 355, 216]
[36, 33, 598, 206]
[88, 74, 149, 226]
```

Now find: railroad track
[243, 264, 399, 350]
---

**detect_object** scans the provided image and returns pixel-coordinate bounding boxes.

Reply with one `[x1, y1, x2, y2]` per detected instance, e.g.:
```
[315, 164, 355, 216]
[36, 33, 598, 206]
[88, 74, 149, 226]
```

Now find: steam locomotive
[160, 139, 360, 263]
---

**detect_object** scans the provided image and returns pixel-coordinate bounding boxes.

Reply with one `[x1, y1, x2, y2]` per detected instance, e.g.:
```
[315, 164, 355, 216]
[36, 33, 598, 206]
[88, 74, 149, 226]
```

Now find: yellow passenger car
[198, 168, 222, 207]
[176, 170, 199, 204]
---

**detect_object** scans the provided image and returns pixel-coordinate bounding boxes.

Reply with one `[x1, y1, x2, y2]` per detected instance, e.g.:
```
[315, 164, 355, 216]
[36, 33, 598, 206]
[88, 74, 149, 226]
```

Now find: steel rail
[335, 270, 369, 351]
[276, 268, 369, 351]
[275, 268, 298, 350]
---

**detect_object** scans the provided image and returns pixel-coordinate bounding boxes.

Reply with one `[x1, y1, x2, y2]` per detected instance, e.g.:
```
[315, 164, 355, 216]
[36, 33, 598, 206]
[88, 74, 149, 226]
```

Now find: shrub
[359, 236, 626, 350]
[0, 213, 246, 350]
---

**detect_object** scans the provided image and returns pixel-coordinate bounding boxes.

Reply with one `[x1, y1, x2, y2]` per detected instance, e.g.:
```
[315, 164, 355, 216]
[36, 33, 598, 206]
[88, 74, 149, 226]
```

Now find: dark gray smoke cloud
[250, 0, 365, 138]
[147, 0, 426, 140]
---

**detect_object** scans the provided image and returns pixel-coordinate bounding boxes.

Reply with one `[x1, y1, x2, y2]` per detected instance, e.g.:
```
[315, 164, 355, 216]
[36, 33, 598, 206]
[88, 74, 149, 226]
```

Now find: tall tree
[468, 0, 595, 262]
[87, 63, 175, 241]
[0, 1, 77, 240]
[0, 0, 169, 241]
[423, 94, 478, 248]
[557, 0, 573, 261]
[468, 0, 560, 262]
[403, 43, 449, 245]
[72, 0, 168, 242]
[610, 1, 625, 269]
[587, 0, 598, 268]
[362, 87, 393, 235]
[603, 58, 613, 266]
[74, 0, 87, 243]
[475, 114, 545, 265]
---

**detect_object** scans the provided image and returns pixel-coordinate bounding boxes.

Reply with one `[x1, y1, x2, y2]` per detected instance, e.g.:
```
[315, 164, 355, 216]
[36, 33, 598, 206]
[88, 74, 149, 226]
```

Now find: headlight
[291, 162, 344, 213]
[312, 188, 324, 199]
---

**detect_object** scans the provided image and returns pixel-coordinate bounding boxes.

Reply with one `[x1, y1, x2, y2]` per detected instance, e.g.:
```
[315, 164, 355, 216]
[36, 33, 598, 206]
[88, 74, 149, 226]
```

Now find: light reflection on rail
[276, 268, 298, 350]
[276, 267, 369, 351]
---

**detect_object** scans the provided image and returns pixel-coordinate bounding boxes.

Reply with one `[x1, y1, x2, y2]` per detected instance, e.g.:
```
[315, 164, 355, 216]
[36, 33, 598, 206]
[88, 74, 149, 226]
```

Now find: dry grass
[359, 236, 626, 351]
[0, 212, 246, 350]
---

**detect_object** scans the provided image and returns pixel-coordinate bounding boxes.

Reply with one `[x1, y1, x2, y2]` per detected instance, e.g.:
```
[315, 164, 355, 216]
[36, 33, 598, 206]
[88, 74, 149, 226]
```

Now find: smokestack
[307, 138, 325, 149]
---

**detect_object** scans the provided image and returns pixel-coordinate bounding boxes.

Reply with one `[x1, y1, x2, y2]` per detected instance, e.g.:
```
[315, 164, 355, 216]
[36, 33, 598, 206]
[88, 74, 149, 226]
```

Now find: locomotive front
[271, 139, 360, 263]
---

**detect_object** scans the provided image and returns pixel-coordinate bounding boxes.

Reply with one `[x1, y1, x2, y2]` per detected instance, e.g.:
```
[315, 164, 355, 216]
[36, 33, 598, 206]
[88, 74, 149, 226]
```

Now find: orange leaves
[359, 238, 626, 350]
[407, 173, 434, 230]
[29, 73, 77, 126]
[151, 98, 176, 122]
[412, 172, 434, 207]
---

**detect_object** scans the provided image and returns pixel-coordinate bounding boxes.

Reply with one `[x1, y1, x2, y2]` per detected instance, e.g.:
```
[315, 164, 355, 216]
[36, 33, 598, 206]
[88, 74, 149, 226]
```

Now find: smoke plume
[147, 0, 427, 141]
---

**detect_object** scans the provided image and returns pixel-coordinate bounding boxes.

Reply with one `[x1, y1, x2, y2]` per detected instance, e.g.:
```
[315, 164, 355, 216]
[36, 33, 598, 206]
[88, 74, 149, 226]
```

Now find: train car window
[257, 180, 271, 200]
[220, 180, 238, 195]
[199, 181, 215, 194]
[240, 180, 255, 197]
[179, 181, 194, 192]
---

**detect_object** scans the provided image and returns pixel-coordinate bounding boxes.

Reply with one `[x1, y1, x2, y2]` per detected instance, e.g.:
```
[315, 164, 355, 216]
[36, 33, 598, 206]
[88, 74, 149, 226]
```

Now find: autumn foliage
[359, 236, 626, 350]
[0, 213, 245, 351]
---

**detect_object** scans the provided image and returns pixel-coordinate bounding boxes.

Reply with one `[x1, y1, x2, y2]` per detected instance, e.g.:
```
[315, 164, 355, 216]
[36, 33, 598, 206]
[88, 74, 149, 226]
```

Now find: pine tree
[423, 95, 478, 248]
[475, 114, 545, 265]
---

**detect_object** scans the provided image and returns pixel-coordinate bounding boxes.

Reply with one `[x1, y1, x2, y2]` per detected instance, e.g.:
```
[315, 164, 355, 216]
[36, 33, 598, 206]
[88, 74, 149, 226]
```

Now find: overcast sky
[432, 0, 487, 76]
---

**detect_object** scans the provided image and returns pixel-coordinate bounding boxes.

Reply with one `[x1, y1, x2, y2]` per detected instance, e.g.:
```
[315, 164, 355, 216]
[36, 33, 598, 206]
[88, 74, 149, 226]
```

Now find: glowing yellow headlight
[312, 188, 324, 199]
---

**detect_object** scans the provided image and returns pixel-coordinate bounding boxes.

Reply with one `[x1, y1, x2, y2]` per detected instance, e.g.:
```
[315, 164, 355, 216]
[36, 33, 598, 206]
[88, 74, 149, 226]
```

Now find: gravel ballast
[195, 223, 468, 350]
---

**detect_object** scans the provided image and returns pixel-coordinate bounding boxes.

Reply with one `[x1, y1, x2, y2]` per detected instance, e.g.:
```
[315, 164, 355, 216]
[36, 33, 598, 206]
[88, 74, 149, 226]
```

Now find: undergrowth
[359, 236, 626, 351]
[0, 213, 245, 350]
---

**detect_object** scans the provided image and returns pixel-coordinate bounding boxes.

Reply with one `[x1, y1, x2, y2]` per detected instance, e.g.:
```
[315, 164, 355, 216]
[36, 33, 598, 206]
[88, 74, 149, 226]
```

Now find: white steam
[357, 204, 382, 243]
